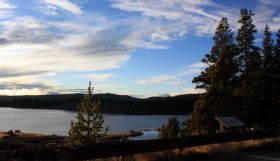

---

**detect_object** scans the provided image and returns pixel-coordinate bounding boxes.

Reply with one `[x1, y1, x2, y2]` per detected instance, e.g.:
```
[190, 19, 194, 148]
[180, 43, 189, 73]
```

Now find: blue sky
[0, 0, 279, 97]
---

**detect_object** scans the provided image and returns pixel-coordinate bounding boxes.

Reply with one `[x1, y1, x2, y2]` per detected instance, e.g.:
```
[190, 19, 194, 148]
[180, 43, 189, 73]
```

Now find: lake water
[0, 107, 189, 137]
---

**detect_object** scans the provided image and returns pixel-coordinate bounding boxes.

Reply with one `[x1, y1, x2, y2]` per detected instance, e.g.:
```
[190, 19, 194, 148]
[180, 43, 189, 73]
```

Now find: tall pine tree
[272, 29, 280, 128]
[259, 25, 275, 127]
[187, 18, 237, 134]
[274, 30, 280, 95]
[262, 25, 274, 70]
[236, 9, 259, 126]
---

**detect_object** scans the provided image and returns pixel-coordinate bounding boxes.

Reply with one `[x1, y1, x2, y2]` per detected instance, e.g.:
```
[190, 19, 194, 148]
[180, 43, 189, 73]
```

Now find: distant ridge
[0, 93, 199, 115]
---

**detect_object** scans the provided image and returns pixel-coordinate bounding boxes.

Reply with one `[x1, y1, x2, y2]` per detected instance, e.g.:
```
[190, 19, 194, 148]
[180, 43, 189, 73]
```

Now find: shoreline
[0, 130, 144, 145]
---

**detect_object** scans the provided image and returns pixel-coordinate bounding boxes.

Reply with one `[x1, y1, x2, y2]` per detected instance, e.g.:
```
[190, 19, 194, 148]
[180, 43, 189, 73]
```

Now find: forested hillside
[0, 93, 198, 115]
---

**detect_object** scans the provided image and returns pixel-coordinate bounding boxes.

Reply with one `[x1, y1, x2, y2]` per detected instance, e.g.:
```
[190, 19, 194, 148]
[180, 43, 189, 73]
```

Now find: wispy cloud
[258, 0, 279, 5]
[0, 0, 16, 19]
[110, 0, 236, 36]
[40, 0, 82, 15]
[1, 0, 279, 96]
[111, 0, 280, 37]
[186, 62, 208, 69]
[254, 2, 280, 31]
[0, 76, 57, 95]
[0, 16, 130, 74]
[178, 62, 208, 76]
[136, 75, 184, 86]
[0, 0, 16, 9]
[135, 62, 207, 86]
[0, 88, 50, 95]
[0, 14, 173, 94]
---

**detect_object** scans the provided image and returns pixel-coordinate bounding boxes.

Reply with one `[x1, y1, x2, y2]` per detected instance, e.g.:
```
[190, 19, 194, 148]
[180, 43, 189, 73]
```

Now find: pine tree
[236, 8, 258, 125]
[272, 29, 280, 128]
[186, 93, 217, 134]
[274, 30, 280, 92]
[188, 18, 237, 134]
[247, 48, 262, 126]
[262, 25, 274, 70]
[276, 30, 280, 56]
[68, 82, 108, 146]
[259, 25, 275, 127]
[160, 116, 180, 138]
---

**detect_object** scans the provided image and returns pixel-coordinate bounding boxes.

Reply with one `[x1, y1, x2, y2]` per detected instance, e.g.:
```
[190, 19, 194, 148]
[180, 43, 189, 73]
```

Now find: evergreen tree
[275, 30, 280, 94]
[68, 82, 108, 146]
[247, 48, 262, 126]
[236, 8, 258, 125]
[274, 30, 280, 93]
[276, 30, 280, 56]
[259, 25, 275, 127]
[262, 25, 274, 70]
[188, 18, 237, 134]
[160, 116, 180, 138]
[272, 29, 280, 128]
[186, 93, 217, 134]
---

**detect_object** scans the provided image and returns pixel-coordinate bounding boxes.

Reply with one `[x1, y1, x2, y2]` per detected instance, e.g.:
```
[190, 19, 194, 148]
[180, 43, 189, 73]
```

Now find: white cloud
[0, 76, 58, 95]
[254, 4, 280, 32]
[111, 0, 280, 37]
[187, 62, 208, 68]
[136, 75, 184, 86]
[0, 0, 16, 19]
[258, 0, 280, 5]
[0, 88, 49, 96]
[0, 16, 131, 74]
[0, 0, 16, 9]
[185, 87, 205, 94]
[41, 0, 82, 15]
[40, 5, 59, 16]
[179, 62, 208, 76]
[111, 0, 219, 20]
[110, 0, 235, 36]
[151, 32, 169, 41]
[135, 62, 207, 87]
[0, 15, 176, 94]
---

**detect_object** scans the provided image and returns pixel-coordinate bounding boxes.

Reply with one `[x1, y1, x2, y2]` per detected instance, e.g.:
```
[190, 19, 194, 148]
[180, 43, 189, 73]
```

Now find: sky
[0, 0, 279, 97]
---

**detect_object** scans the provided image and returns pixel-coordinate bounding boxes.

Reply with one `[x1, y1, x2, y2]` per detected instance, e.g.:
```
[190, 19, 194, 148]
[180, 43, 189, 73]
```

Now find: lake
[0, 107, 189, 136]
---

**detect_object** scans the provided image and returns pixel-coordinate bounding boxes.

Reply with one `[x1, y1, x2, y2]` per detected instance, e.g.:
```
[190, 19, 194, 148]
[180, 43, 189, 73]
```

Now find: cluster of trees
[187, 9, 280, 134]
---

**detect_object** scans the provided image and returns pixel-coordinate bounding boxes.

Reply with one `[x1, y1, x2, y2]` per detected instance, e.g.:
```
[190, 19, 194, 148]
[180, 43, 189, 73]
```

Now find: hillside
[0, 94, 199, 115]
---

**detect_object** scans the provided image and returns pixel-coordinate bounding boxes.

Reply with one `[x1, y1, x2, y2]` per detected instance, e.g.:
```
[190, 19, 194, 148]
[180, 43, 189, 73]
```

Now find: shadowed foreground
[0, 130, 279, 161]
[223, 149, 280, 161]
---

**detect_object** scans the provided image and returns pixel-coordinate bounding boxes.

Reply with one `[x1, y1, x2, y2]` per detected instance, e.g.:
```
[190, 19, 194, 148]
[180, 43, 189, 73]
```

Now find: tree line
[186, 8, 280, 134]
[0, 93, 197, 115]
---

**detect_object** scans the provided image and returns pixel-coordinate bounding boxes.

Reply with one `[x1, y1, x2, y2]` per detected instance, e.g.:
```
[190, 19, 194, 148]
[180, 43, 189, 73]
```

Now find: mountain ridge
[0, 93, 199, 115]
